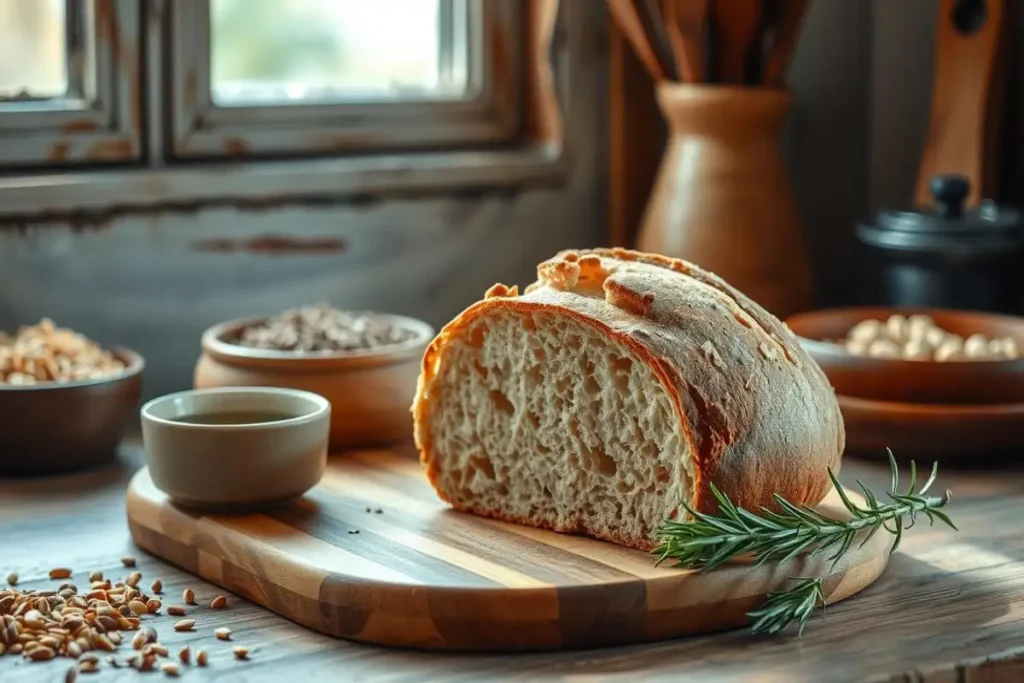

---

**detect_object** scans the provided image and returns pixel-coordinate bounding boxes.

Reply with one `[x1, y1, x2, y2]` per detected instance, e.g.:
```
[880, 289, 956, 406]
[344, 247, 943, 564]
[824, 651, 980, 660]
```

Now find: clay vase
[636, 84, 813, 318]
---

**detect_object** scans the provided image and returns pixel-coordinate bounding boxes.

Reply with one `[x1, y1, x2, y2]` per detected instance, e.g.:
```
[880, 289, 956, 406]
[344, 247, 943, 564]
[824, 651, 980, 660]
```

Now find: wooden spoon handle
[711, 0, 762, 84]
[661, 0, 708, 83]
[762, 0, 810, 86]
[915, 0, 1006, 207]
[607, 0, 669, 80]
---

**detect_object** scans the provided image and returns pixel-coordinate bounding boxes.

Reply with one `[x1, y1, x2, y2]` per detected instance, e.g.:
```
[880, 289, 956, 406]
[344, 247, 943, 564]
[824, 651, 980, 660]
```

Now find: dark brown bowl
[785, 307, 1024, 405]
[838, 394, 1024, 460]
[0, 348, 144, 476]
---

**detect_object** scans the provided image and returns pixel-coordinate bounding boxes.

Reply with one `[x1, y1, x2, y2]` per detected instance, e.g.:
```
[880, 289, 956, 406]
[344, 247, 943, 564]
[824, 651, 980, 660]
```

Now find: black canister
[856, 175, 1024, 314]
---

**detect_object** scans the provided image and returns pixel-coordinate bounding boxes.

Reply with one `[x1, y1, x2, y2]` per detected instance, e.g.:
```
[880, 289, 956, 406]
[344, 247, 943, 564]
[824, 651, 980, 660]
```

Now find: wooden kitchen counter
[2, 442, 1023, 683]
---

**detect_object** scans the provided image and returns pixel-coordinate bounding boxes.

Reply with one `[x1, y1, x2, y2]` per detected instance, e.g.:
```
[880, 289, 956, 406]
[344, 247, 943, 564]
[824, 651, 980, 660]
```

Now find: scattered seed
[210, 595, 227, 609]
[143, 626, 158, 644]
[5, 573, 16, 586]
[78, 658, 98, 673]
[9, 643, 22, 655]
[92, 633, 115, 651]
[66, 641, 82, 658]
[49, 568, 72, 580]
[24, 609, 46, 629]
[161, 661, 180, 677]
[196, 649, 208, 666]
[148, 643, 169, 657]
[29, 645, 56, 661]
[166, 605, 186, 616]
[232, 646, 249, 660]
[214, 627, 232, 641]
[88, 571, 102, 583]
[178, 644, 190, 664]
[132, 631, 147, 650]
[348, 529, 360, 535]
[365, 506, 371, 513]
[173, 619, 195, 632]
[121, 557, 136, 568]
[65, 666, 78, 683]
[182, 589, 195, 605]
[126, 572, 142, 588]
[128, 600, 148, 616]
[150, 580, 162, 594]
[147, 598, 162, 614]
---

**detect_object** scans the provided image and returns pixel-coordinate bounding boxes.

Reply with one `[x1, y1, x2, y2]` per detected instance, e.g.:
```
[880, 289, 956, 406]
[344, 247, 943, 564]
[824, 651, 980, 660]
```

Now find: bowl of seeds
[0, 318, 144, 475]
[194, 304, 433, 449]
[785, 307, 1024, 405]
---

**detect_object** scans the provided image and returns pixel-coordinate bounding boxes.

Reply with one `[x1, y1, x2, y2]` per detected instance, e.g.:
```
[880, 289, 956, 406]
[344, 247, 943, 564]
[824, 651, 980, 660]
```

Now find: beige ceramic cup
[140, 387, 330, 511]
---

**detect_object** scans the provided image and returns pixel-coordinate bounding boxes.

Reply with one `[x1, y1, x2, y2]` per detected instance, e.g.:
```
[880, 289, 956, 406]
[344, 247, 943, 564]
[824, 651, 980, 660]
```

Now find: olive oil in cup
[140, 387, 331, 511]
[170, 411, 296, 426]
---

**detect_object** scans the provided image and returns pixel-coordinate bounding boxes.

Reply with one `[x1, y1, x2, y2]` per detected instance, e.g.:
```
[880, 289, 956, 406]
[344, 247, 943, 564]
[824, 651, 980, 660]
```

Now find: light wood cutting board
[126, 449, 890, 651]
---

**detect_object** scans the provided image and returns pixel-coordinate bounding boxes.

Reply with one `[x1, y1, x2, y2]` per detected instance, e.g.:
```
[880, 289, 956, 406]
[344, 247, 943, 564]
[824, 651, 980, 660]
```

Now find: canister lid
[858, 175, 1023, 253]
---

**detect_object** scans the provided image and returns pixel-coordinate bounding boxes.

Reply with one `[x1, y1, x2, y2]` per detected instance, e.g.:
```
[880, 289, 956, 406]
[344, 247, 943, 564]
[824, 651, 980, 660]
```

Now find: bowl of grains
[0, 318, 144, 475]
[785, 307, 1024, 405]
[194, 304, 433, 448]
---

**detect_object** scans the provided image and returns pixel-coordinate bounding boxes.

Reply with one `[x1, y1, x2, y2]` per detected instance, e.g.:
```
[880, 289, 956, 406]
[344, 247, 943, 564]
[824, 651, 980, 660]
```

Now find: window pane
[210, 0, 468, 106]
[0, 0, 68, 99]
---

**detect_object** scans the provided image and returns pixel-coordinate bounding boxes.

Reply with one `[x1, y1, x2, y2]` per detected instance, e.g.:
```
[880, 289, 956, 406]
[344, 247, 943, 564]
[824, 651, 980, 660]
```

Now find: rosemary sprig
[653, 451, 957, 635]
[747, 577, 824, 636]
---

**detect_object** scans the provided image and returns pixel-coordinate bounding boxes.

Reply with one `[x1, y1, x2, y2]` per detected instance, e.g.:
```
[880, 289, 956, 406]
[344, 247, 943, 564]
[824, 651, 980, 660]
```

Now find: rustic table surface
[1, 441, 1022, 683]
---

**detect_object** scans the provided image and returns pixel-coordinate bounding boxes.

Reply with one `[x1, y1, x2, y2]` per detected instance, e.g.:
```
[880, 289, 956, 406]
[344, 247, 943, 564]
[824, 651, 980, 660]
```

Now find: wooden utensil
[661, 0, 709, 83]
[127, 452, 890, 651]
[915, 0, 1006, 207]
[606, 0, 671, 80]
[761, 0, 810, 86]
[710, 0, 762, 83]
[636, 0, 679, 80]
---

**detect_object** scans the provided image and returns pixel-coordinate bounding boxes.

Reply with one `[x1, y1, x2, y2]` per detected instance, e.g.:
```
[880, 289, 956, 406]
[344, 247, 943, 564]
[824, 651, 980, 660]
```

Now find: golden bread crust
[413, 248, 844, 547]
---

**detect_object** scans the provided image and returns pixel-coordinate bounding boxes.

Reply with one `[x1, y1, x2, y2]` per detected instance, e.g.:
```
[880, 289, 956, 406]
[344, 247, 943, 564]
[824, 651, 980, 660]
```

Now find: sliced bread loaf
[412, 248, 844, 550]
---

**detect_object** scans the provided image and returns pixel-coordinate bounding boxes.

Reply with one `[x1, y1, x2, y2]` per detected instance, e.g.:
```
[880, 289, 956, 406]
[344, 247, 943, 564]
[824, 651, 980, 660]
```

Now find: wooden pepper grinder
[636, 84, 813, 318]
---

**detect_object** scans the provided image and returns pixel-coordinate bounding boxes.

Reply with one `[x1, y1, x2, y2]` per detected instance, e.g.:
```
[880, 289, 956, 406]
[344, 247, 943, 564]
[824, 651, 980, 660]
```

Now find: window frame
[0, 0, 142, 167]
[167, 0, 522, 160]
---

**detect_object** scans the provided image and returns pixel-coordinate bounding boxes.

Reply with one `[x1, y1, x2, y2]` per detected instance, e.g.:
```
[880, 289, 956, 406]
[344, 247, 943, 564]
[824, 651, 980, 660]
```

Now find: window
[0, 0, 142, 167]
[209, 0, 468, 106]
[0, 0, 569, 216]
[170, 0, 521, 158]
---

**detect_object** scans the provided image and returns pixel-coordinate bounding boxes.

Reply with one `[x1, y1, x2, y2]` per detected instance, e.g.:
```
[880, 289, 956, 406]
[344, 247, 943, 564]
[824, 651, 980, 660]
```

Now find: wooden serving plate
[839, 394, 1024, 462]
[127, 450, 890, 651]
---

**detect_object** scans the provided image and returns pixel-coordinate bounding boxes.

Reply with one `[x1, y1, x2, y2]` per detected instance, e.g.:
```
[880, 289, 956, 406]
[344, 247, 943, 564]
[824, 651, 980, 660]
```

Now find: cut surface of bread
[427, 307, 693, 548]
[414, 248, 844, 550]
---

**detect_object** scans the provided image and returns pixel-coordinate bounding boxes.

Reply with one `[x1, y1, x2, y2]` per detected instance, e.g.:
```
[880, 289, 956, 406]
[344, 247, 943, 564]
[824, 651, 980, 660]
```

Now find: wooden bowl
[785, 307, 1024, 404]
[839, 394, 1024, 461]
[194, 314, 433, 449]
[0, 348, 145, 476]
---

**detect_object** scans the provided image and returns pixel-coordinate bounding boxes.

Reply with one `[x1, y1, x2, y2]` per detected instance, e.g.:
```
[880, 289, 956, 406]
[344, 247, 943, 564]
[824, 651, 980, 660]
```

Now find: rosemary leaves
[654, 451, 957, 635]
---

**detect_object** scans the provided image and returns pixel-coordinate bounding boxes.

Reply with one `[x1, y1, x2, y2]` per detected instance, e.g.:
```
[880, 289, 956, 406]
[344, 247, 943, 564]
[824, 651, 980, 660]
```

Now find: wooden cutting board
[126, 449, 890, 651]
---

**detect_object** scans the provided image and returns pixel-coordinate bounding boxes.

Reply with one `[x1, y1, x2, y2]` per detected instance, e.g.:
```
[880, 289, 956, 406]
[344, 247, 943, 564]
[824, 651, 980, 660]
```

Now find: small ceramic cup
[140, 387, 330, 511]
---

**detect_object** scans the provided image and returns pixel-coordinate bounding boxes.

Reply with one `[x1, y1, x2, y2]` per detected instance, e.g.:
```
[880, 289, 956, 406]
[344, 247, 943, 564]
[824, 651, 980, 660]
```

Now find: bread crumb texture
[414, 249, 844, 550]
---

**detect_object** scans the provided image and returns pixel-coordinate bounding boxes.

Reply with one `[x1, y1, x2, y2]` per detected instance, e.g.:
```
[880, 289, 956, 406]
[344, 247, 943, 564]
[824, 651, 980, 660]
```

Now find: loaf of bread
[412, 249, 844, 550]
